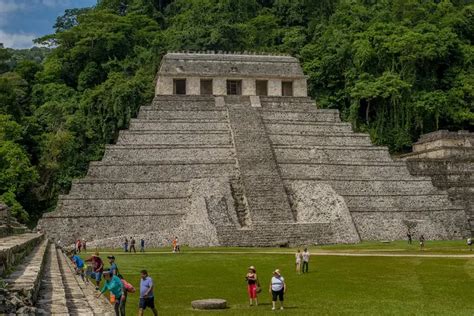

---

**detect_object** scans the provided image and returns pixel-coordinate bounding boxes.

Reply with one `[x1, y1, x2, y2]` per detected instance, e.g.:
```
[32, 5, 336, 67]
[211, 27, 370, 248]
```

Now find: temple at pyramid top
[155, 52, 308, 96]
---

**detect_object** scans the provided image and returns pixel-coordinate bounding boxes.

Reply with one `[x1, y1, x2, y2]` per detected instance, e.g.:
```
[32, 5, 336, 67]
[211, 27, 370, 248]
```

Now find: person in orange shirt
[172, 237, 177, 253]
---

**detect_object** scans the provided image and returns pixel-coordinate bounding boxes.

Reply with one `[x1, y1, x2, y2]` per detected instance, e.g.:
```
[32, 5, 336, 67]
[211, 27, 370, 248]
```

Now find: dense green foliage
[0, 0, 472, 224]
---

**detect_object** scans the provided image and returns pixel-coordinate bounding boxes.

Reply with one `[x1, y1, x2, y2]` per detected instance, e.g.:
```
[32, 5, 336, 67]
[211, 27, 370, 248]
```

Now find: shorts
[90, 271, 102, 282]
[139, 297, 155, 309]
[272, 289, 284, 302]
[247, 284, 257, 299]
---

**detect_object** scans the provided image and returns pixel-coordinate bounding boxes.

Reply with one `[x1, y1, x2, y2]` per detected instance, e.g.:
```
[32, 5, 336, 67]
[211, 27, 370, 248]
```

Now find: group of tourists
[123, 237, 145, 253]
[245, 266, 287, 310]
[406, 232, 427, 250]
[294, 248, 310, 274]
[245, 248, 311, 311]
[67, 250, 158, 316]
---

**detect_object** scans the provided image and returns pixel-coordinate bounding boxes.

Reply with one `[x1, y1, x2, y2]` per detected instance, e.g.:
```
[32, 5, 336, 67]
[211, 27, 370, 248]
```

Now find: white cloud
[0, 30, 35, 48]
[0, 0, 26, 13]
[41, 0, 73, 7]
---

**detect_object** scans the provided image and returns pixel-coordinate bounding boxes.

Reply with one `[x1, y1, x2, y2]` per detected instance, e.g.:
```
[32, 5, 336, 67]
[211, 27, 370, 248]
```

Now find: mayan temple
[38, 52, 470, 247]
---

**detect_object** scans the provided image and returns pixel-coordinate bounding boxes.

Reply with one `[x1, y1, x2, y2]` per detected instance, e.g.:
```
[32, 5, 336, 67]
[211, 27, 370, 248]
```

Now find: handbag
[256, 280, 262, 293]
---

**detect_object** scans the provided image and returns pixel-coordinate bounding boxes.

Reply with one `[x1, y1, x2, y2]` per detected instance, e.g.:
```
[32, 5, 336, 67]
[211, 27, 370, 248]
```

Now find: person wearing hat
[269, 269, 286, 311]
[97, 271, 125, 316]
[245, 266, 259, 306]
[108, 255, 119, 276]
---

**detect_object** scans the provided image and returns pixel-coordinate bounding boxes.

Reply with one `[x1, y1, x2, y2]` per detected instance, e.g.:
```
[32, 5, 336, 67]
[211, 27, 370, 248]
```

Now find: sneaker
[272, 307, 275, 311]
[95, 286, 99, 291]
[280, 307, 284, 310]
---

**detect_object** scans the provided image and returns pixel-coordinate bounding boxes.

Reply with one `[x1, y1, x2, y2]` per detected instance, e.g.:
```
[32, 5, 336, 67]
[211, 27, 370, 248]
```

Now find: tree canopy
[0, 0, 472, 225]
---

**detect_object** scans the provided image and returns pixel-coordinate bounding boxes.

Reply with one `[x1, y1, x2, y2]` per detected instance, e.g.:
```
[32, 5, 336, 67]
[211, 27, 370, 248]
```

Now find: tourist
[172, 237, 180, 253]
[139, 270, 158, 316]
[407, 232, 412, 245]
[140, 239, 145, 252]
[175, 237, 180, 253]
[118, 274, 136, 314]
[69, 252, 85, 281]
[269, 269, 286, 311]
[467, 237, 472, 251]
[85, 252, 104, 290]
[97, 271, 125, 316]
[76, 239, 82, 253]
[130, 237, 137, 253]
[82, 239, 87, 252]
[302, 248, 310, 273]
[245, 266, 259, 306]
[419, 235, 425, 250]
[108, 255, 119, 275]
[295, 249, 302, 274]
[124, 238, 129, 252]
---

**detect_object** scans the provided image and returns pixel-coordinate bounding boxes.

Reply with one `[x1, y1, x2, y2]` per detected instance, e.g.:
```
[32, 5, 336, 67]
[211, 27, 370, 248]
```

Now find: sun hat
[249, 266, 256, 271]
[273, 269, 281, 276]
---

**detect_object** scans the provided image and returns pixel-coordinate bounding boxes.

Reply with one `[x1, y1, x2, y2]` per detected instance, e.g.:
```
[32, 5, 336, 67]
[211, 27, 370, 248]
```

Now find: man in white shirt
[302, 248, 310, 273]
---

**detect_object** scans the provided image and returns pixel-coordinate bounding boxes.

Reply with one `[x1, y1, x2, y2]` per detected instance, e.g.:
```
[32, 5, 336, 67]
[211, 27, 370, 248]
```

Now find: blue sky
[0, 0, 97, 49]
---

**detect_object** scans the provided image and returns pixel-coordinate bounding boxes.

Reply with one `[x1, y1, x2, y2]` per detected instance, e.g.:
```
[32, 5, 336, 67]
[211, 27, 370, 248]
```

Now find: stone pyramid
[38, 52, 469, 247]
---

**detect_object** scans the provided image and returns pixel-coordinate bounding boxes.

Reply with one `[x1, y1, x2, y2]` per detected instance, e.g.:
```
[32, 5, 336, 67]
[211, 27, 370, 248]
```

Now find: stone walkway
[37, 245, 114, 315]
[5, 238, 48, 301]
[0, 233, 41, 252]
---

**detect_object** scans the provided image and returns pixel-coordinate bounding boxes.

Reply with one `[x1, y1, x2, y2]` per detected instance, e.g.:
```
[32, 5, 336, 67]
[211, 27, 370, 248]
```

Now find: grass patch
[79, 242, 474, 315]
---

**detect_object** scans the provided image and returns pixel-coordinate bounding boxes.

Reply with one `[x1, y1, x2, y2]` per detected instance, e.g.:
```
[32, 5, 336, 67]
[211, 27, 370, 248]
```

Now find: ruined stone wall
[403, 130, 474, 236]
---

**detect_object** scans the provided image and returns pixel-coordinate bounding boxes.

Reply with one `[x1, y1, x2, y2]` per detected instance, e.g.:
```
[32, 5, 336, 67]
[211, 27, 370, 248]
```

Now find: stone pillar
[213, 78, 227, 95]
[268, 79, 282, 96]
[187, 77, 200, 95]
[293, 79, 308, 97]
[242, 79, 256, 96]
[155, 76, 173, 95]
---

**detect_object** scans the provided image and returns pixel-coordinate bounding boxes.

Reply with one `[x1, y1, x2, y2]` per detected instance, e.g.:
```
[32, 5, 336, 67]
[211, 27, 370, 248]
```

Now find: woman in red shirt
[245, 266, 259, 306]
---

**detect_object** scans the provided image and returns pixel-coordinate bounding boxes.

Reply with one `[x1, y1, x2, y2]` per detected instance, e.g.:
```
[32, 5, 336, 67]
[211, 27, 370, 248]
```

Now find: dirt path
[117, 250, 474, 258]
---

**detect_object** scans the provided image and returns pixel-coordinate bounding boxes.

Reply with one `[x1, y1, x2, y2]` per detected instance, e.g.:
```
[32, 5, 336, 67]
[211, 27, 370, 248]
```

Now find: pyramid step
[102, 146, 235, 162]
[344, 194, 456, 210]
[129, 119, 229, 131]
[262, 109, 340, 123]
[0, 233, 44, 277]
[280, 162, 417, 181]
[270, 133, 372, 147]
[137, 109, 227, 121]
[275, 146, 392, 162]
[56, 248, 113, 315]
[55, 198, 188, 217]
[87, 161, 238, 181]
[68, 181, 190, 199]
[5, 239, 49, 304]
[117, 130, 231, 146]
[284, 179, 441, 195]
[265, 122, 352, 134]
[36, 245, 69, 315]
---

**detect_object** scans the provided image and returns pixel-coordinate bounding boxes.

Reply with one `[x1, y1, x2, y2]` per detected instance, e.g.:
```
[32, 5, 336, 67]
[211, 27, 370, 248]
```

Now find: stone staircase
[36, 244, 113, 315]
[0, 233, 113, 314]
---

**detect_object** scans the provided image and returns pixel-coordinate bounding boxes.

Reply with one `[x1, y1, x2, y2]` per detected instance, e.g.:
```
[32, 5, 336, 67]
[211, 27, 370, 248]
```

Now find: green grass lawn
[80, 241, 474, 315]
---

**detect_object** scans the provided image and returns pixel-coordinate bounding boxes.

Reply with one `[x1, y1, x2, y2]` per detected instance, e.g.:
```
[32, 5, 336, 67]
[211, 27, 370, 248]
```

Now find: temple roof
[158, 52, 306, 79]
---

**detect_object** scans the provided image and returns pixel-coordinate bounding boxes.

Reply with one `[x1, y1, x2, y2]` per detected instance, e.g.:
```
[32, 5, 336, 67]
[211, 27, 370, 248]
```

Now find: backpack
[121, 279, 136, 293]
